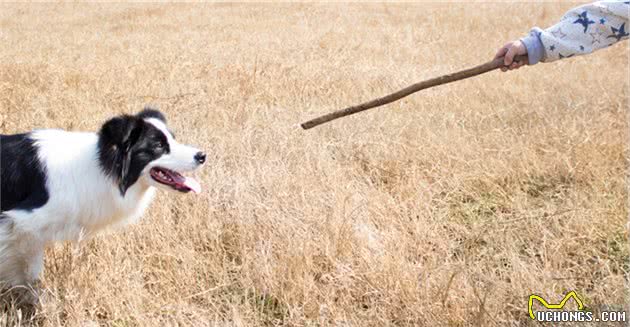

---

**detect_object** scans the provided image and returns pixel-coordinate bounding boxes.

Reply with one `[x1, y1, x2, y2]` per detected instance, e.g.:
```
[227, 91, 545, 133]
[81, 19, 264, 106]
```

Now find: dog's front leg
[10, 238, 45, 307]
[0, 222, 43, 309]
[24, 247, 44, 285]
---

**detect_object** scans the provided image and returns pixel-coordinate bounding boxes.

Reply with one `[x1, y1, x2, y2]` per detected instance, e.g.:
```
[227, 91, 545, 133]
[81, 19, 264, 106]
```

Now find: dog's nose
[194, 151, 206, 164]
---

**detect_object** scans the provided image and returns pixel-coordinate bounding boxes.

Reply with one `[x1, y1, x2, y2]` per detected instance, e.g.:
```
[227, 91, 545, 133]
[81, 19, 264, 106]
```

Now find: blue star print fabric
[521, 1, 629, 65]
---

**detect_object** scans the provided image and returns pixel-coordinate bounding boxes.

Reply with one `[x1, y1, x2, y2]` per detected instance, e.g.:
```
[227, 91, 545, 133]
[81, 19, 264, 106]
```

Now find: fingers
[494, 45, 509, 60]
[496, 42, 517, 71]
[500, 59, 525, 72]
[498, 45, 516, 72]
[504, 46, 517, 66]
[497, 40, 529, 72]
[510, 61, 526, 69]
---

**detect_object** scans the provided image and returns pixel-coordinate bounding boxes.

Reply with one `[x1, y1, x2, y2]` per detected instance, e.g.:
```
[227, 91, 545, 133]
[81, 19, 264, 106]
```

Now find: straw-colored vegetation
[0, 3, 627, 326]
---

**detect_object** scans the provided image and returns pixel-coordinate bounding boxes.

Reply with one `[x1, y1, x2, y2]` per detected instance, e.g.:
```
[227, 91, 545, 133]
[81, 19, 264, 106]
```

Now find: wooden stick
[301, 55, 528, 130]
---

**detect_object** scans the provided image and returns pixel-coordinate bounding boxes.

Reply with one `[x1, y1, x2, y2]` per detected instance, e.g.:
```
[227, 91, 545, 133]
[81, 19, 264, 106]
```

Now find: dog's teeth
[153, 169, 175, 183]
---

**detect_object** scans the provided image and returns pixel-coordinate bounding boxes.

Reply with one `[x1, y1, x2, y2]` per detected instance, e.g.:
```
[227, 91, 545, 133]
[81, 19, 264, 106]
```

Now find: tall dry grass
[0, 2, 628, 326]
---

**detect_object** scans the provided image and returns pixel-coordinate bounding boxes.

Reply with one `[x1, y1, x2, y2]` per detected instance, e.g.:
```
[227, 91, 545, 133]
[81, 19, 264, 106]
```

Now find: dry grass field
[0, 2, 628, 326]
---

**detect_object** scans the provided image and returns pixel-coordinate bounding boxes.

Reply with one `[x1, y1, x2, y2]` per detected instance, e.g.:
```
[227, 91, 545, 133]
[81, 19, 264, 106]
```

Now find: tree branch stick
[301, 55, 528, 130]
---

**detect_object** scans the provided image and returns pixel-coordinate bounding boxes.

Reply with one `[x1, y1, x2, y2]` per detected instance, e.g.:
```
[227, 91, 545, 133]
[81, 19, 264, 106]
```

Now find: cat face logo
[528, 291, 585, 320]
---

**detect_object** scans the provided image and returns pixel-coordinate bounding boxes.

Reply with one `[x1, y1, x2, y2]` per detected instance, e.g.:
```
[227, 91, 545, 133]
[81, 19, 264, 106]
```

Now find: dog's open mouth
[150, 167, 201, 194]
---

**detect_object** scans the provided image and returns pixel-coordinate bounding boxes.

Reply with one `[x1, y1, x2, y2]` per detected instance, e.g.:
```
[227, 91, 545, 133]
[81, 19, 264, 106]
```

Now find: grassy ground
[0, 2, 628, 326]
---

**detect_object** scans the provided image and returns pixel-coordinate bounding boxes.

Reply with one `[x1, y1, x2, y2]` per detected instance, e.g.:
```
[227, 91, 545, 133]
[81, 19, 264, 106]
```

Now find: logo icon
[528, 291, 584, 320]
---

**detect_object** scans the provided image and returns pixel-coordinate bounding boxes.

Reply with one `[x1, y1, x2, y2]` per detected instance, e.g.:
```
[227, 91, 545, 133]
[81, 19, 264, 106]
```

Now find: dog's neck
[29, 129, 157, 239]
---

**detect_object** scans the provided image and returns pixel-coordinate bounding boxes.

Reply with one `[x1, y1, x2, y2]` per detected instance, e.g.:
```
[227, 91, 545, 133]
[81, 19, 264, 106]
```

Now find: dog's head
[98, 108, 205, 196]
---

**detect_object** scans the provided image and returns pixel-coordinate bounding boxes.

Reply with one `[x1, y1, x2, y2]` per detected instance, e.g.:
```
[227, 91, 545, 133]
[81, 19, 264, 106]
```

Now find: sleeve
[520, 1, 629, 65]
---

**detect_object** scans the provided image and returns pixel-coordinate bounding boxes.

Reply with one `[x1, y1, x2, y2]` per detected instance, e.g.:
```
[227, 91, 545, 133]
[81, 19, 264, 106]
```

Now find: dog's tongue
[183, 176, 201, 194]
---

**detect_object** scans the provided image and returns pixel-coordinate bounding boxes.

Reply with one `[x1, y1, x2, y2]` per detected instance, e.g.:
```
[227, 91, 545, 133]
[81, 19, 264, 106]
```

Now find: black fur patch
[136, 107, 176, 139]
[1, 133, 50, 213]
[136, 107, 166, 123]
[98, 111, 170, 196]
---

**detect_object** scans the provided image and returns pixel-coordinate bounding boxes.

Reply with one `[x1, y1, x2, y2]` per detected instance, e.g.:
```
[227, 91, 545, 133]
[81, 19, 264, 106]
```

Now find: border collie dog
[0, 108, 205, 290]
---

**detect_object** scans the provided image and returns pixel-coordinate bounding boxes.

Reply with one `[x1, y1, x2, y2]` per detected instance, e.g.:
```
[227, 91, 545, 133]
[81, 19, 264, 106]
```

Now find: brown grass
[0, 2, 628, 326]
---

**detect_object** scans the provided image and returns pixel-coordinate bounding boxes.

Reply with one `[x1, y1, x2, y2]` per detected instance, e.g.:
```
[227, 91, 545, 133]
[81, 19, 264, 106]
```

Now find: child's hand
[494, 40, 528, 72]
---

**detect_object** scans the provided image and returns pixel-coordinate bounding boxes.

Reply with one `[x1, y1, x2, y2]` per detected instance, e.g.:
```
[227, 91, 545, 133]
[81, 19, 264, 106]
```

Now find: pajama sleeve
[520, 1, 629, 65]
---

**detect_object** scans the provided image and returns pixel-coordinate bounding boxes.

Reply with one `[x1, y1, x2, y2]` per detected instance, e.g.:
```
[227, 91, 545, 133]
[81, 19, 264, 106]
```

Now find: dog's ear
[136, 106, 166, 123]
[119, 121, 144, 196]
[99, 115, 144, 196]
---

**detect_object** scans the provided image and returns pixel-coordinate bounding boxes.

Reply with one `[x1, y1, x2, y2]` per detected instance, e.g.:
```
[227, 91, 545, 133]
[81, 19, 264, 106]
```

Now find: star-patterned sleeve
[520, 1, 629, 65]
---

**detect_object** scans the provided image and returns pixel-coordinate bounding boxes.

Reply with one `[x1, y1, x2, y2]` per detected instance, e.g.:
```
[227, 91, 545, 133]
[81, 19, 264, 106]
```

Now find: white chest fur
[9, 130, 156, 243]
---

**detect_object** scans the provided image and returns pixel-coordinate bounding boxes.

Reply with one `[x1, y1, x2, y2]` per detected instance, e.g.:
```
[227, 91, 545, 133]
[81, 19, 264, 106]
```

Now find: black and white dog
[0, 108, 205, 290]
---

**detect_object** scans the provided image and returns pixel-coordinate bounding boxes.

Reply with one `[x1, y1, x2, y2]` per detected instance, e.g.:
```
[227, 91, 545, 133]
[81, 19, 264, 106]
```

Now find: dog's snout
[194, 151, 206, 164]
